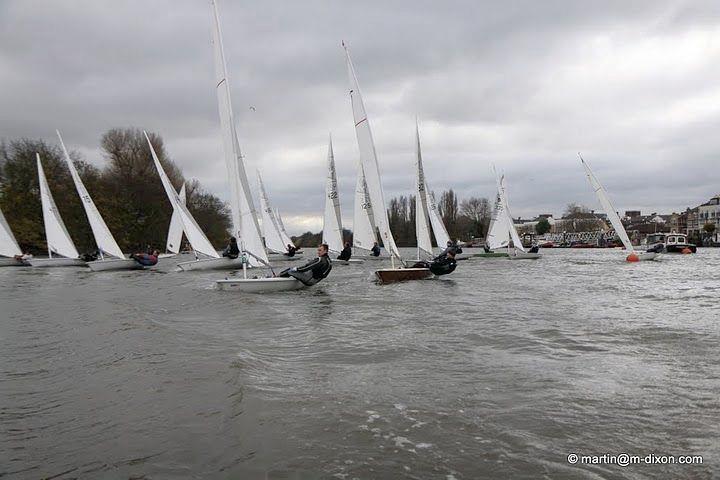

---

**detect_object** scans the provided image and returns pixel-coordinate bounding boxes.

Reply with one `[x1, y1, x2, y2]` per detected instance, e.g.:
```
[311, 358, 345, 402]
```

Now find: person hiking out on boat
[412, 249, 457, 276]
[285, 244, 297, 257]
[370, 242, 381, 257]
[440, 240, 462, 258]
[223, 237, 240, 259]
[278, 243, 332, 286]
[337, 242, 352, 261]
[131, 249, 159, 266]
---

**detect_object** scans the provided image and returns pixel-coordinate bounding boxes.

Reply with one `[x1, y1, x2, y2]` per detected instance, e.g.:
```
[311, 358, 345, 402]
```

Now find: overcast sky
[2, 0, 719, 234]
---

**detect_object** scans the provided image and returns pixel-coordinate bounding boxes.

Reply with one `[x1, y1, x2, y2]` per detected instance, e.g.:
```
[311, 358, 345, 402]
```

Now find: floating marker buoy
[626, 253, 640, 262]
[681, 248, 692, 254]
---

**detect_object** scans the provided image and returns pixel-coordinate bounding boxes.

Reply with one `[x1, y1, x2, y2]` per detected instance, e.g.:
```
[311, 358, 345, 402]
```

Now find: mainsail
[352, 162, 377, 252]
[344, 43, 401, 261]
[36, 154, 79, 259]
[498, 173, 526, 253]
[257, 170, 287, 254]
[275, 208, 295, 248]
[581, 156, 634, 252]
[323, 137, 344, 253]
[145, 132, 220, 259]
[57, 130, 125, 259]
[210, 0, 268, 266]
[486, 172, 510, 250]
[0, 206, 22, 258]
[414, 125, 433, 259]
[165, 183, 186, 254]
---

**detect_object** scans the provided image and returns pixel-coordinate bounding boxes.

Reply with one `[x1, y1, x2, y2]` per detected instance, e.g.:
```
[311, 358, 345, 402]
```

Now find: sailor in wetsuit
[370, 242, 381, 257]
[441, 240, 463, 257]
[412, 249, 457, 276]
[277, 243, 332, 286]
[285, 244, 297, 257]
[337, 242, 352, 261]
[131, 249, 159, 266]
[222, 237, 240, 259]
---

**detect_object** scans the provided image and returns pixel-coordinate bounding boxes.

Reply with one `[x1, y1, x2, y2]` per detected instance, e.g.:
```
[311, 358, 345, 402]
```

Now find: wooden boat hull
[30, 257, 86, 268]
[509, 252, 542, 260]
[332, 258, 365, 265]
[177, 256, 246, 271]
[215, 276, 305, 293]
[0, 256, 30, 267]
[375, 267, 432, 284]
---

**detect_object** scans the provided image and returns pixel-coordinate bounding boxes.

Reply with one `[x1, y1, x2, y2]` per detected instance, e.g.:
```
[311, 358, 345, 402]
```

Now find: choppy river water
[1, 248, 719, 479]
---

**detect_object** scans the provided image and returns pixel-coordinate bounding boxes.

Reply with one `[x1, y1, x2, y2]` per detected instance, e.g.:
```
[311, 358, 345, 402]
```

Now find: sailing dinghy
[0, 205, 29, 266]
[208, 0, 306, 292]
[30, 154, 86, 267]
[144, 132, 241, 272]
[322, 136, 363, 265]
[495, 170, 541, 260]
[344, 42, 431, 283]
[159, 182, 186, 259]
[257, 170, 301, 261]
[351, 163, 385, 260]
[474, 183, 510, 258]
[580, 155, 657, 262]
[58, 131, 147, 271]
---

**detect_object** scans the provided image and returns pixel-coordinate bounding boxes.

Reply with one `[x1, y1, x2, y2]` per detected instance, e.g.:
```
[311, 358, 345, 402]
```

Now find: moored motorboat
[644, 233, 696, 254]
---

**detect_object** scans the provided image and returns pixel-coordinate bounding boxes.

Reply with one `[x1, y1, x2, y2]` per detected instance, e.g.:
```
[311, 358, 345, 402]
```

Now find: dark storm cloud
[2, 0, 719, 233]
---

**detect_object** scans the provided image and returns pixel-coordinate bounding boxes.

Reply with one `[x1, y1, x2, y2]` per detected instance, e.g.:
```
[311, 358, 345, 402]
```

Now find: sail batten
[581, 157, 634, 252]
[58, 130, 125, 259]
[37, 154, 79, 259]
[344, 43, 401, 260]
[145, 133, 220, 259]
[323, 137, 345, 253]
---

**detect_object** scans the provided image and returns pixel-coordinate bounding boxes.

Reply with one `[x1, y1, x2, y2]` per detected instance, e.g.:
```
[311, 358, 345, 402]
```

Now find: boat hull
[30, 257, 86, 268]
[627, 252, 659, 262]
[470, 252, 509, 258]
[375, 267, 433, 284]
[87, 258, 147, 271]
[177, 256, 246, 271]
[509, 252, 542, 260]
[215, 276, 305, 293]
[0, 256, 30, 267]
[332, 258, 365, 265]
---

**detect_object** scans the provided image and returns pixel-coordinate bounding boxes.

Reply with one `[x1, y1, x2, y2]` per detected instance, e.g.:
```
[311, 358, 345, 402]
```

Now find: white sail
[581, 156, 634, 252]
[486, 172, 510, 250]
[352, 162, 377, 252]
[0, 206, 22, 258]
[57, 130, 125, 259]
[257, 170, 287, 254]
[414, 125, 433, 259]
[499, 174, 526, 253]
[275, 208, 295, 248]
[165, 183, 186, 254]
[344, 43, 401, 260]
[323, 137, 344, 253]
[427, 191, 450, 249]
[145, 133, 220, 259]
[210, 0, 268, 266]
[36, 154, 79, 259]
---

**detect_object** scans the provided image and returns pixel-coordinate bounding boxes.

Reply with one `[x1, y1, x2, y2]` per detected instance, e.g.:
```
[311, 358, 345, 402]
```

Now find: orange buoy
[626, 252, 640, 262]
[681, 248, 692, 254]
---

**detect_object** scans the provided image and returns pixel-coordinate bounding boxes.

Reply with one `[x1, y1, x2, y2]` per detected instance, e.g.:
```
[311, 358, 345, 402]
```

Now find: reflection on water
[1, 248, 718, 479]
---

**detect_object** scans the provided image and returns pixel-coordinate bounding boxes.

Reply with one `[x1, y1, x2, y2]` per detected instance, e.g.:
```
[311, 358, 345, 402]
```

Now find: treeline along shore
[0, 128, 231, 255]
[1, 127, 496, 253]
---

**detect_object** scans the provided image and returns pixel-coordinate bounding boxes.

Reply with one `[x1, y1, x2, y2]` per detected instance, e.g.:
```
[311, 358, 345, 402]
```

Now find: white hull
[158, 253, 178, 259]
[354, 255, 387, 261]
[0, 257, 30, 267]
[87, 258, 147, 271]
[332, 258, 365, 265]
[30, 257, 86, 268]
[509, 252, 542, 260]
[177, 256, 248, 271]
[216, 276, 305, 293]
[629, 252, 659, 262]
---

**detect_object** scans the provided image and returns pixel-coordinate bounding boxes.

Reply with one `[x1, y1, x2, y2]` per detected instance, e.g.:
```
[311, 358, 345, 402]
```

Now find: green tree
[535, 217, 551, 235]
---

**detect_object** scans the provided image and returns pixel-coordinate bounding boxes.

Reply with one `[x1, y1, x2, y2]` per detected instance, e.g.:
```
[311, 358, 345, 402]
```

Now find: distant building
[624, 210, 642, 219]
[697, 194, 720, 243]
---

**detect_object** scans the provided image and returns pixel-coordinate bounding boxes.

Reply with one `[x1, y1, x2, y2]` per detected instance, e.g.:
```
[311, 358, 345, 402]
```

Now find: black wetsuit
[223, 242, 240, 259]
[285, 246, 297, 257]
[337, 246, 352, 261]
[279, 255, 332, 286]
[370, 245, 381, 257]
